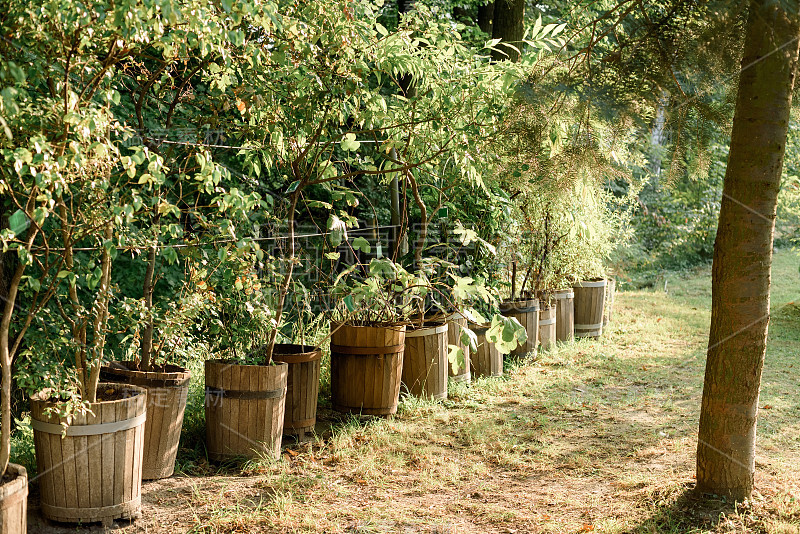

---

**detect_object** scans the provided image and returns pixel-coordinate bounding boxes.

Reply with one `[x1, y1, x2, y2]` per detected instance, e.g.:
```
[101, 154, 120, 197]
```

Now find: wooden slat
[113, 397, 126, 507]
[133, 393, 144, 501]
[72, 410, 89, 510]
[255, 366, 266, 453]
[240, 365, 253, 455]
[60, 410, 78, 513]
[86, 407, 102, 508]
[146, 387, 162, 476]
[207, 362, 220, 460]
[101, 402, 115, 508]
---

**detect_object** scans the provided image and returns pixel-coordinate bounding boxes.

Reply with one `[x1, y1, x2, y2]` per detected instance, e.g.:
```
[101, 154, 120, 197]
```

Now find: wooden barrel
[553, 288, 575, 342]
[603, 277, 616, 326]
[101, 362, 190, 480]
[31, 384, 147, 526]
[402, 323, 448, 399]
[470, 325, 502, 377]
[204, 360, 287, 461]
[499, 299, 539, 358]
[330, 322, 405, 416]
[573, 279, 607, 338]
[446, 312, 470, 383]
[538, 304, 556, 351]
[271, 344, 322, 436]
[0, 463, 27, 533]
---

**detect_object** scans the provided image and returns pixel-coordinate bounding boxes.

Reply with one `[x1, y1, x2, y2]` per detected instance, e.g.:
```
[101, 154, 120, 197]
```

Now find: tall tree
[478, 1, 494, 35]
[491, 0, 524, 62]
[696, 0, 800, 500]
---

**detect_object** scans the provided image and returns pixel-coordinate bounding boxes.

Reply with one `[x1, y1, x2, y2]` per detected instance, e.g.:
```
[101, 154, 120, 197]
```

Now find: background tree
[696, 0, 800, 500]
[491, 0, 525, 62]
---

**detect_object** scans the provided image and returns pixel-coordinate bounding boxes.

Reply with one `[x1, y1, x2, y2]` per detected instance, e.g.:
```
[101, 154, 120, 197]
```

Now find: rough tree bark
[478, 2, 495, 35]
[696, 0, 800, 501]
[491, 0, 524, 62]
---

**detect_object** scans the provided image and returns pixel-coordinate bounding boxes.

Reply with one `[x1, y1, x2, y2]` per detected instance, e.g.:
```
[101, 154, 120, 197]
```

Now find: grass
[28, 249, 800, 533]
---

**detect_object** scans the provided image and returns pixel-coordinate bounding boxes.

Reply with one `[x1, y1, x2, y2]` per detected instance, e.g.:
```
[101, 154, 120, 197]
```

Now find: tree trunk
[491, 0, 524, 62]
[262, 183, 301, 365]
[398, 0, 414, 15]
[0, 263, 24, 479]
[140, 211, 161, 372]
[478, 2, 494, 35]
[696, 0, 800, 501]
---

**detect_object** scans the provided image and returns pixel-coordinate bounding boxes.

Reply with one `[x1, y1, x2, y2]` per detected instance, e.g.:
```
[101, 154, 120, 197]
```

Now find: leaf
[9, 209, 29, 235]
[352, 236, 371, 253]
[530, 15, 542, 39]
[343, 294, 355, 312]
[340, 133, 361, 152]
[447, 344, 466, 374]
[459, 326, 478, 353]
[327, 215, 348, 247]
[487, 315, 527, 355]
[325, 252, 340, 260]
[286, 180, 300, 193]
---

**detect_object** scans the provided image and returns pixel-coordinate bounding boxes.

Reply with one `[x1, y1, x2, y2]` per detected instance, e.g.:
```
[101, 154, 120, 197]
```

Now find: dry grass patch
[28, 250, 800, 533]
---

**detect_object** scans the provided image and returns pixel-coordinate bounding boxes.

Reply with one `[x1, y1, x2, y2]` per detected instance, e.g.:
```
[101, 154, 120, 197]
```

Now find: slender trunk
[59, 201, 88, 397]
[390, 171, 401, 260]
[0, 261, 26, 478]
[140, 212, 161, 371]
[85, 223, 114, 403]
[407, 170, 427, 269]
[510, 261, 517, 299]
[532, 211, 551, 295]
[0, 349, 10, 480]
[389, 149, 409, 260]
[478, 2, 494, 35]
[263, 187, 301, 365]
[491, 0, 524, 62]
[696, 0, 800, 501]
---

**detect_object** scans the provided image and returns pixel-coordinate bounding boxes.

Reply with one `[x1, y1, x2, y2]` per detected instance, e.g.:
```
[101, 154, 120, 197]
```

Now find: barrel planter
[31, 384, 147, 527]
[330, 322, 405, 416]
[271, 344, 322, 437]
[100, 362, 190, 480]
[470, 324, 502, 378]
[573, 279, 607, 338]
[401, 322, 448, 400]
[499, 298, 539, 358]
[0, 463, 27, 533]
[538, 304, 556, 351]
[446, 312, 471, 383]
[603, 277, 616, 327]
[553, 288, 575, 342]
[204, 360, 287, 461]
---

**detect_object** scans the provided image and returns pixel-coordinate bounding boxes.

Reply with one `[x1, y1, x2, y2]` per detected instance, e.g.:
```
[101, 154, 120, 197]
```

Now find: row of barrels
[21, 278, 615, 528]
[503, 276, 616, 349]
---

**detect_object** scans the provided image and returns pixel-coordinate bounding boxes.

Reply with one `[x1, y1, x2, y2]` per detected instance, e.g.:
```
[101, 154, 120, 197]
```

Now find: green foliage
[330, 256, 429, 326]
[193, 245, 278, 362]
